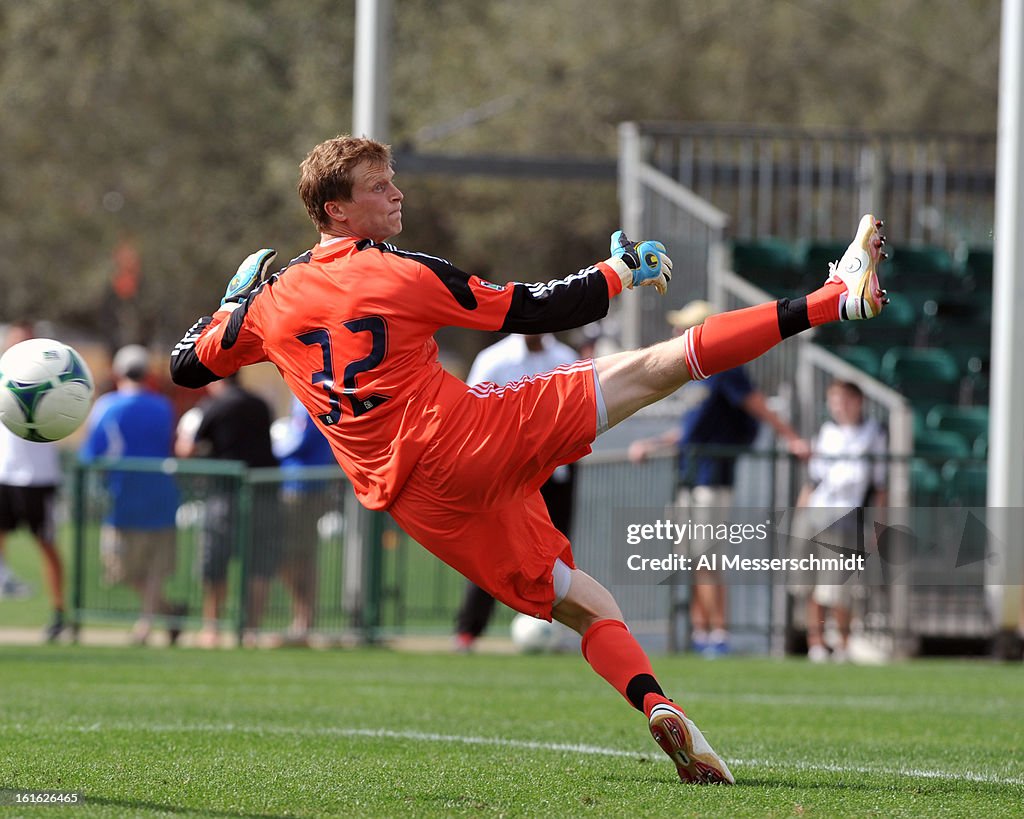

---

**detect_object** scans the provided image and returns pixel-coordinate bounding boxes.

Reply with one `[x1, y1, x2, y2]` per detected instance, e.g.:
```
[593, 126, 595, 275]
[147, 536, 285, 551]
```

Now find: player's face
[331, 160, 403, 241]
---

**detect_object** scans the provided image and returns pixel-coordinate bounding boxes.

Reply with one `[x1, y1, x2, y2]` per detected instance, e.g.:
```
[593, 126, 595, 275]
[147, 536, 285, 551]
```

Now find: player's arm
[170, 250, 277, 388]
[499, 263, 621, 333]
[741, 389, 810, 459]
[170, 315, 220, 388]
[401, 232, 671, 334]
[499, 231, 672, 333]
[628, 426, 682, 463]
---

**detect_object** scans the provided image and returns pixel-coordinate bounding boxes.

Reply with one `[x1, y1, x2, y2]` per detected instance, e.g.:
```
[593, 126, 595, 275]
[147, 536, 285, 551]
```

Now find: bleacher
[618, 122, 1007, 656]
[730, 237, 991, 507]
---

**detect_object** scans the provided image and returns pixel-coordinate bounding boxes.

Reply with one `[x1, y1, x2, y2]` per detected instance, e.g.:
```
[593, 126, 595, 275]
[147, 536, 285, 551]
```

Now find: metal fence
[631, 121, 995, 248]
[618, 122, 729, 349]
[70, 447, 992, 657]
[70, 458, 517, 647]
[616, 120, 995, 355]
[575, 445, 992, 658]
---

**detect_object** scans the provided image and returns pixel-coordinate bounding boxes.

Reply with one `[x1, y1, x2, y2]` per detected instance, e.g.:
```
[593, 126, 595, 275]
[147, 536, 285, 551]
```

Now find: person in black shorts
[175, 374, 278, 647]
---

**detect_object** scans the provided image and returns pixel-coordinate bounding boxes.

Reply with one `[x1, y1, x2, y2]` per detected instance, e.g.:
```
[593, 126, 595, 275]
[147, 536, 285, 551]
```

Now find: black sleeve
[381, 241, 614, 334]
[169, 316, 221, 389]
[499, 266, 612, 334]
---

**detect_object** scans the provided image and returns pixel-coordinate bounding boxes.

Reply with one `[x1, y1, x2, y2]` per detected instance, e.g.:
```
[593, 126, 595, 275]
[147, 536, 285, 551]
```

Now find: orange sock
[682, 284, 844, 380]
[580, 619, 667, 714]
[805, 280, 845, 326]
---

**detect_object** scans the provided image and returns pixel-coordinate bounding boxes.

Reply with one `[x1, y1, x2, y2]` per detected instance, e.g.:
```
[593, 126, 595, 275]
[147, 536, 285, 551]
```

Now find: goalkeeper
[171, 134, 887, 786]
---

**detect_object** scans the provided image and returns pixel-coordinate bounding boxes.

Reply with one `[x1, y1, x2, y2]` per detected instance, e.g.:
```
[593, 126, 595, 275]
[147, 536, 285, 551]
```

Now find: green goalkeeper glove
[221, 249, 277, 306]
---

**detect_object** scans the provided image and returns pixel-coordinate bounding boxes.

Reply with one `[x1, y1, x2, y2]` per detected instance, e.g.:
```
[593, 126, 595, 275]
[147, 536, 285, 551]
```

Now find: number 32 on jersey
[297, 317, 389, 424]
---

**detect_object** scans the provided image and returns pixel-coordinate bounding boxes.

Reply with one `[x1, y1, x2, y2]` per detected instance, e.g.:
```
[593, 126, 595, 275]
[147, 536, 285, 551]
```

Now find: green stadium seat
[913, 429, 971, 463]
[938, 335, 990, 406]
[909, 459, 943, 506]
[834, 345, 882, 378]
[940, 461, 988, 506]
[925, 405, 989, 444]
[730, 238, 801, 294]
[838, 292, 920, 348]
[880, 347, 961, 405]
[889, 245, 954, 277]
[876, 292, 920, 325]
[797, 240, 849, 281]
[972, 432, 988, 459]
[887, 245, 959, 292]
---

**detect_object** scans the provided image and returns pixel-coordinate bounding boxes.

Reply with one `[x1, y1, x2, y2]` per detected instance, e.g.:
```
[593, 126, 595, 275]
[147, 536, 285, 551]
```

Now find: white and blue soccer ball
[0, 338, 94, 442]
[510, 613, 562, 654]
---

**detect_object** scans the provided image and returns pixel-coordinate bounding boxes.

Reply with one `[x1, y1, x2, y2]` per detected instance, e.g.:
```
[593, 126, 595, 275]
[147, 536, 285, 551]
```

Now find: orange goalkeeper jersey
[171, 237, 622, 510]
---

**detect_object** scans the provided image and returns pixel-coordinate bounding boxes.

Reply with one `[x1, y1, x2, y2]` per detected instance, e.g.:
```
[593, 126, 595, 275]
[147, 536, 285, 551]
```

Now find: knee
[551, 570, 623, 635]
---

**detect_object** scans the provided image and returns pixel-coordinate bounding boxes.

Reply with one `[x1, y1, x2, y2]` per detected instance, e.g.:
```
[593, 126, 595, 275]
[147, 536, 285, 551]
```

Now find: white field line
[8, 721, 1024, 787]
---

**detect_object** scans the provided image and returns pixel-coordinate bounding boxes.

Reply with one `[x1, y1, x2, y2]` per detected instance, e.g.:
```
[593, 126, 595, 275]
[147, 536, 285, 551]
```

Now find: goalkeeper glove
[606, 230, 672, 295]
[221, 248, 277, 306]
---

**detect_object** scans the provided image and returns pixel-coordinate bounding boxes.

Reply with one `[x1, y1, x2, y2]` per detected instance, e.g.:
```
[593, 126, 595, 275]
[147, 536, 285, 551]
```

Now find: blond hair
[298, 135, 393, 231]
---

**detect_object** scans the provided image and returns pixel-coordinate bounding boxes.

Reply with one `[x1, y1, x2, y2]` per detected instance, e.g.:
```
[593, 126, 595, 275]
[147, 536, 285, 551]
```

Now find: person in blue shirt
[79, 345, 185, 645]
[273, 397, 338, 643]
[630, 301, 809, 656]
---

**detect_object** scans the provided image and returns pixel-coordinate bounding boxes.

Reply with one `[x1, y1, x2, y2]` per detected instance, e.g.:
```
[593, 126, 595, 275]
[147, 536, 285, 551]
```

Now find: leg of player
[595, 215, 887, 429]
[552, 566, 735, 784]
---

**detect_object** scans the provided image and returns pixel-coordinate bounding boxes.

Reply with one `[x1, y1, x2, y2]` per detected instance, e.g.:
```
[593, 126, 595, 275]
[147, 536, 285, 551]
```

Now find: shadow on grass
[736, 774, 894, 792]
[737, 773, 1020, 796]
[83, 796, 295, 818]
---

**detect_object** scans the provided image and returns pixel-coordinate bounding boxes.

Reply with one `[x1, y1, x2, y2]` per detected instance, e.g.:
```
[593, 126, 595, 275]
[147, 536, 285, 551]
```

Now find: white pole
[353, 0, 391, 141]
[618, 122, 644, 351]
[988, 0, 1024, 636]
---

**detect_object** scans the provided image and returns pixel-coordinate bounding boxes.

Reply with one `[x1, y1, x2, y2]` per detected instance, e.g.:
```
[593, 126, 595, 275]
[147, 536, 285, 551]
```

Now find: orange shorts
[389, 361, 598, 619]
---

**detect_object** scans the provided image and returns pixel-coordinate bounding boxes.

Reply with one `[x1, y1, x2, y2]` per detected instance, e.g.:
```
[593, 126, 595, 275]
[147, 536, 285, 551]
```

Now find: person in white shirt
[0, 322, 67, 641]
[453, 333, 581, 651]
[797, 379, 888, 662]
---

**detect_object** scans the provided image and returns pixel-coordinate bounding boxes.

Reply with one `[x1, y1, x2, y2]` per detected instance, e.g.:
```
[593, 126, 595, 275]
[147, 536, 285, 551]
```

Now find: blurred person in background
[629, 300, 810, 657]
[174, 374, 278, 648]
[272, 396, 337, 645]
[170, 133, 888, 784]
[453, 333, 579, 652]
[795, 379, 887, 663]
[79, 344, 185, 646]
[0, 321, 67, 642]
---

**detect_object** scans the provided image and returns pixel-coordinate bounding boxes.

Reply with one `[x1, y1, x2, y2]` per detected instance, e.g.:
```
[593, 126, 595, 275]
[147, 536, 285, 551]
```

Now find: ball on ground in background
[510, 613, 560, 654]
[0, 338, 94, 442]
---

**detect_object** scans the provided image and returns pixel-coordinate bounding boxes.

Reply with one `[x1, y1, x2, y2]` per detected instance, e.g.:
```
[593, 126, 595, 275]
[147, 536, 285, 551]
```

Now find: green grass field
[1, 646, 1021, 818]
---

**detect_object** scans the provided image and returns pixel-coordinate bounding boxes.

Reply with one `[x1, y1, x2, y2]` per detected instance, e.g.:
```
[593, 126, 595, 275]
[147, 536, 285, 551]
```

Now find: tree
[0, 0, 999, 364]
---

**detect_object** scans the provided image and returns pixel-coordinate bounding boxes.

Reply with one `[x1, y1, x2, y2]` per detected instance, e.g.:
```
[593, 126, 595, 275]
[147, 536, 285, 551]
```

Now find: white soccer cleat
[648, 702, 735, 784]
[827, 214, 888, 320]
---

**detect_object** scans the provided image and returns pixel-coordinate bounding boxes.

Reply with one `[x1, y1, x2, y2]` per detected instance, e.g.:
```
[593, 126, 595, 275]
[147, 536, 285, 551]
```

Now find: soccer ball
[510, 613, 561, 654]
[0, 339, 94, 442]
